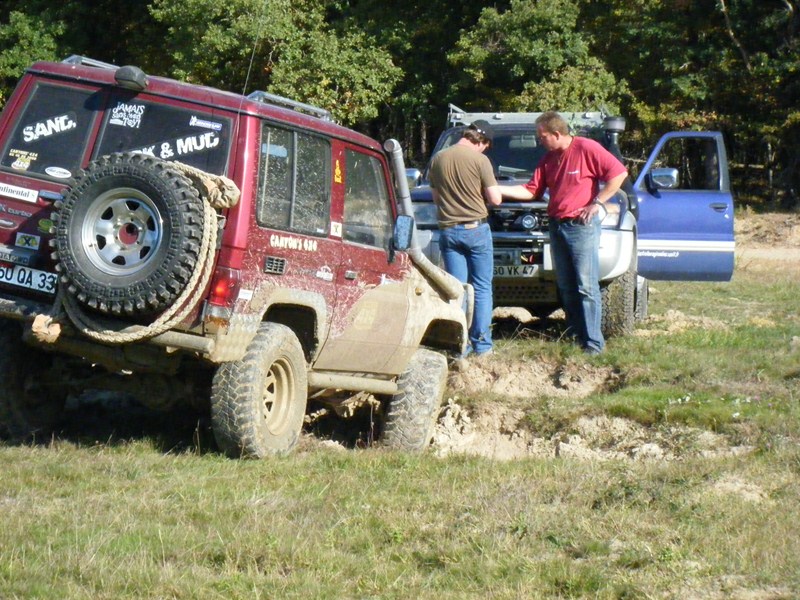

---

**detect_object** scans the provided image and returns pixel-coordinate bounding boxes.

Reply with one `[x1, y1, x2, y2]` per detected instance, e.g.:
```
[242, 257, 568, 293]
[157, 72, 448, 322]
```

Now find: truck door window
[343, 149, 392, 249]
[0, 83, 99, 178]
[652, 137, 720, 191]
[256, 124, 330, 236]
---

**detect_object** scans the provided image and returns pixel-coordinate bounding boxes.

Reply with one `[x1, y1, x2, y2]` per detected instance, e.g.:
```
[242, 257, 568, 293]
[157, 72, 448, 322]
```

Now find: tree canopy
[0, 0, 797, 206]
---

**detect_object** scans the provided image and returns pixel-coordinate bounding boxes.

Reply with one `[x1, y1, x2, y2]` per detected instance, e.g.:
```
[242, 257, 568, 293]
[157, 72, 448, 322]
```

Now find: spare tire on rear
[53, 153, 205, 315]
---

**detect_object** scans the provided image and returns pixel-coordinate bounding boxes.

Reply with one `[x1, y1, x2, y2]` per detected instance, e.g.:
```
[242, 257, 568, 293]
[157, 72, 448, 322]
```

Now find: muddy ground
[427, 211, 800, 462]
[57, 211, 799, 462]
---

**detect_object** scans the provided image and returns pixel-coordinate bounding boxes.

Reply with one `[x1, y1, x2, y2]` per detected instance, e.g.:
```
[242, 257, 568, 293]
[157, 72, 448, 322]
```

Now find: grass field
[1, 214, 799, 599]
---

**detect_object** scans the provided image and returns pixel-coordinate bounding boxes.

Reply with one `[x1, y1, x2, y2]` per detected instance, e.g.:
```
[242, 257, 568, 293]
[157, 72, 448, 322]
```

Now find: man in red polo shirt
[501, 111, 628, 354]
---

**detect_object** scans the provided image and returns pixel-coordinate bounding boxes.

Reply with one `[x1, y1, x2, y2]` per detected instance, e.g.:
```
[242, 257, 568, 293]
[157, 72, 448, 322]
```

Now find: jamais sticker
[109, 102, 145, 129]
[22, 113, 78, 142]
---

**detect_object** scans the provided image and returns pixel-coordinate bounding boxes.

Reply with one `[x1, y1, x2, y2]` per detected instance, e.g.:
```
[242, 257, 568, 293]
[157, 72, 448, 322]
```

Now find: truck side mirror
[392, 215, 415, 252]
[645, 167, 680, 193]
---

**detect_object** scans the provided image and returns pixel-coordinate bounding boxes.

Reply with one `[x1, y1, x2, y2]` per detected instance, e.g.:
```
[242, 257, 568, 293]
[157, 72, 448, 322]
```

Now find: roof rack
[248, 90, 332, 121]
[447, 103, 608, 134]
[62, 55, 118, 70]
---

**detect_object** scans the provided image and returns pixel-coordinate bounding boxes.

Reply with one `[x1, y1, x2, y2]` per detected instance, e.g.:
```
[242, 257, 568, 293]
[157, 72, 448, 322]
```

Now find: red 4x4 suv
[0, 56, 469, 457]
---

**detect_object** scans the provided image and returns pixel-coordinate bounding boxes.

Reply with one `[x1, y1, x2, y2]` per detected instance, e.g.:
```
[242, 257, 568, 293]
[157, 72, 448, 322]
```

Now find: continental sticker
[269, 234, 318, 252]
[0, 183, 38, 204]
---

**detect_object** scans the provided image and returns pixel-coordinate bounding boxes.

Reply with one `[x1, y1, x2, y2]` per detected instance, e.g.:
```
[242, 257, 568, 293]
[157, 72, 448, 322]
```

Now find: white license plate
[0, 263, 57, 294]
[493, 265, 539, 277]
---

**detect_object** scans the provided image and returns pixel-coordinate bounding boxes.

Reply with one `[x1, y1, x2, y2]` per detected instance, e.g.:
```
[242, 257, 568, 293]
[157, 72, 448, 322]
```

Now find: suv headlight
[412, 202, 439, 230]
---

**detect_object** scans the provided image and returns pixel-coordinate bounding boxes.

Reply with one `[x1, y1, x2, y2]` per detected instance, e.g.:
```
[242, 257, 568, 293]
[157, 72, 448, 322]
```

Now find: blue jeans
[439, 222, 493, 355]
[549, 216, 604, 353]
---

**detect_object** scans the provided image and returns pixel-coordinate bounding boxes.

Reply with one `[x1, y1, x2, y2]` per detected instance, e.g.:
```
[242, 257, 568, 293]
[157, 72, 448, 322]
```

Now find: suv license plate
[493, 265, 538, 277]
[0, 264, 57, 294]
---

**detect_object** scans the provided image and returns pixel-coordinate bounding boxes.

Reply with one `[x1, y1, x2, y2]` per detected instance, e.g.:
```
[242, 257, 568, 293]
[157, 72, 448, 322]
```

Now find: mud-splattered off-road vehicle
[0, 57, 469, 457]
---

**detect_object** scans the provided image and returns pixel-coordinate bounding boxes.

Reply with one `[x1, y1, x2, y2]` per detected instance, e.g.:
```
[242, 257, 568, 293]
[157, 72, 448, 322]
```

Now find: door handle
[710, 202, 728, 212]
[345, 270, 357, 280]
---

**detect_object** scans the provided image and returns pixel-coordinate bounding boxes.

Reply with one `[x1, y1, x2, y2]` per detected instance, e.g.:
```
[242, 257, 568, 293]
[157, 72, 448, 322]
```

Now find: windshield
[433, 126, 547, 180]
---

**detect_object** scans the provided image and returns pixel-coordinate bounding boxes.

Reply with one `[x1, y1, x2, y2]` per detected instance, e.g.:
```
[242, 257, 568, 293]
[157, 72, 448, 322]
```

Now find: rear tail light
[208, 266, 241, 308]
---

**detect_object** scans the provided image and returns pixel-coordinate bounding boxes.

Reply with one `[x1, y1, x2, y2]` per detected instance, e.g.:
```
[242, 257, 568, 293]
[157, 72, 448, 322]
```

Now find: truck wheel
[601, 267, 636, 337]
[635, 276, 649, 322]
[53, 152, 205, 316]
[0, 324, 65, 440]
[382, 349, 447, 451]
[210, 323, 308, 458]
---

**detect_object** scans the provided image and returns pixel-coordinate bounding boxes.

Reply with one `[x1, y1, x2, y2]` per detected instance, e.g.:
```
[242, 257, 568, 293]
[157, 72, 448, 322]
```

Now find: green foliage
[447, 0, 594, 109]
[147, 0, 400, 125]
[0, 0, 797, 204]
[0, 11, 63, 103]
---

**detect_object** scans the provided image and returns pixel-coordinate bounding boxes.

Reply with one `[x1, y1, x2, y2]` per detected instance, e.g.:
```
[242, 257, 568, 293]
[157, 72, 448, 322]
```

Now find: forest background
[0, 0, 797, 208]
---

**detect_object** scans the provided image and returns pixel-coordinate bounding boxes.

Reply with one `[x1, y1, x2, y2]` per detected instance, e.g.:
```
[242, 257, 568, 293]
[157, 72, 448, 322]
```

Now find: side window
[343, 149, 393, 249]
[0, 83, 100, 178]
[256, 124, 330, 236]
[652, 137, 720, 191]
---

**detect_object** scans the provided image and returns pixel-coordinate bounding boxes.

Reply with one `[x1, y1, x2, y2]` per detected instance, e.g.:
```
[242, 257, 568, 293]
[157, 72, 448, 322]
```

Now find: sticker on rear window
[22, 113, 78, 142]
[133, 133, 220, 161]
[189, 115, 222, 131]
[9, 150, 38, 171]
[109, 102, 145, 129]
[45, 166, 72, 179]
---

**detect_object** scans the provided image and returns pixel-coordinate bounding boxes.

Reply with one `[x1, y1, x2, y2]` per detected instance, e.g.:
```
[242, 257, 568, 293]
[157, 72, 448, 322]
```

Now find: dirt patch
[427, 211, 799, 461]
[734, 210, 800, 248]
[432, 399, 755, 462]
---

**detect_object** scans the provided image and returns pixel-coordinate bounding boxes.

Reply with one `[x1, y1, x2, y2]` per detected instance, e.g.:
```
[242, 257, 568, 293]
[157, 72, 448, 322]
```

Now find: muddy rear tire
[382, 349, 448, 451]
[210, 323, 308, 458]
[0, 324, 65, 440]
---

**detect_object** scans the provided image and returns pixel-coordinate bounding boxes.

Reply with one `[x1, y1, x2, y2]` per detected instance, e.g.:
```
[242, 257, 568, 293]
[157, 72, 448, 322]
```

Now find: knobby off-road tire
[382, 348, 448, 451]
[601, 266, 637, 338]
[53, 152, 205, 316]
[210, 323, 308, 458]
[635, 276, 649, 322]
[0, 324, 65, 440]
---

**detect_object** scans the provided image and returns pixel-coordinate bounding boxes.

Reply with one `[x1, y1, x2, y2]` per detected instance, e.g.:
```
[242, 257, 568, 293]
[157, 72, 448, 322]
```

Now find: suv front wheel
[382, 348, 448, 451]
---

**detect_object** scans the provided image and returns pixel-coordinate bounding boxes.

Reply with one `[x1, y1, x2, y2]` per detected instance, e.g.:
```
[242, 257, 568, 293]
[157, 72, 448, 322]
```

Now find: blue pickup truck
[409, 105, 735, 336]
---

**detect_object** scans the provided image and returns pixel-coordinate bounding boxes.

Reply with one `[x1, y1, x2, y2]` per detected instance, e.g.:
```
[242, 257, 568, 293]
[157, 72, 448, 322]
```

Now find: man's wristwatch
[592, 198, 607, 220]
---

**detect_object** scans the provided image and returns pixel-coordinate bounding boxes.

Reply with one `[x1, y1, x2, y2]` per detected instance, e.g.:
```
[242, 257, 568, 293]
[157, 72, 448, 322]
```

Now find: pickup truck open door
[635, 132, 735, 281]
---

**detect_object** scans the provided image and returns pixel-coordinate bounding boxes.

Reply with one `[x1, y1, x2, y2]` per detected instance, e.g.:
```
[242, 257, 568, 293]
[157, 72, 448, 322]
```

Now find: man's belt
[441, 217, 488, 229]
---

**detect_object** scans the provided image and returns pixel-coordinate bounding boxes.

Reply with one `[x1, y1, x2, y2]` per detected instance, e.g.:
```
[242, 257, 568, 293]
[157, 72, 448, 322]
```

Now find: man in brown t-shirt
[429, 120, 502, 356]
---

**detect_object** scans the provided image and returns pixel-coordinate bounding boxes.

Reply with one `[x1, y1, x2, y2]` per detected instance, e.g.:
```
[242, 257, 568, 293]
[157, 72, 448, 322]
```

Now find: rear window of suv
[1, 82, 232, 180]
[95, 93, 232, 175]
[0, 83, 98, 178]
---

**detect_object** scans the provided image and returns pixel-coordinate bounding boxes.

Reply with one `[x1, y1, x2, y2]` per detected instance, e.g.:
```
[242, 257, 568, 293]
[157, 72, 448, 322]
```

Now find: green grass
[1, 257, 800, 598]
